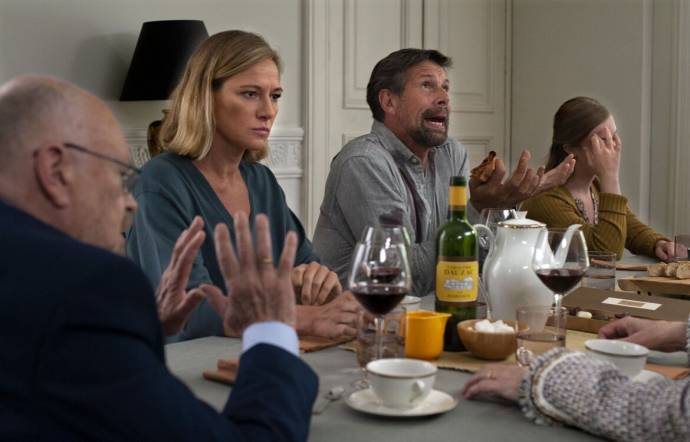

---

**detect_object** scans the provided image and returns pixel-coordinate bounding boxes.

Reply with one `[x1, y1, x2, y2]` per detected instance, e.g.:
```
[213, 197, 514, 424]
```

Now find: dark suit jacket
[0, 200, 318, 441]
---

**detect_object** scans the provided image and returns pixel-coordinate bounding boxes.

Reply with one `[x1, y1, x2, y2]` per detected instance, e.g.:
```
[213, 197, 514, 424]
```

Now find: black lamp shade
[120, 20, 209, 101]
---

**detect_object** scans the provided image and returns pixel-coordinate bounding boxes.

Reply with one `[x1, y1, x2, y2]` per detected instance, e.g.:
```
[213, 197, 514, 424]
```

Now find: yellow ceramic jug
[405, 311, 451, 360]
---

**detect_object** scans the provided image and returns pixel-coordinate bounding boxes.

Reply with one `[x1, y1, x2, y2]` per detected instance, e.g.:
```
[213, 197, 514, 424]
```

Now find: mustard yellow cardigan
[521, 185, 667, 259]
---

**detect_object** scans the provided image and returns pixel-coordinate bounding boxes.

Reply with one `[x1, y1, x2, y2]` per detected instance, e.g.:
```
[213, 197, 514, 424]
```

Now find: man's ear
[33, 145, 72, 208]
[378, 89, 398, 117]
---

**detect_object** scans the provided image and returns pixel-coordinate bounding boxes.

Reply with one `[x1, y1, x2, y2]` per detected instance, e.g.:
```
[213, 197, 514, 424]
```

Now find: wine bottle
[435, 176, 479, 352]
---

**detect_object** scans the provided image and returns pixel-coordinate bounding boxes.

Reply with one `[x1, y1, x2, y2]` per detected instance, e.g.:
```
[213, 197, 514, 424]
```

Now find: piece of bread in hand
[665, 262, 680, 277]
[676, 263, 690, 279]
[647, 262, 667, 277]
[470, 150, 497, 183]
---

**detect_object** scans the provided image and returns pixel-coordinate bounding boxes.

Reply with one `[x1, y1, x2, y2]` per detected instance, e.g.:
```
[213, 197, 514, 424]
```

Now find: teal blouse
[127, 152, 318, 341]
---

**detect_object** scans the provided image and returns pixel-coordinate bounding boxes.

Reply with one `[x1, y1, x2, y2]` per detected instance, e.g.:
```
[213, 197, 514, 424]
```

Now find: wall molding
[451, 133, 494, 168]
[123, 126, 304, 179]
[424, 0, 496, 113]
[304, 0, 331, 234]
[343, 0, 419, 109]
[669, 0, 690, 234]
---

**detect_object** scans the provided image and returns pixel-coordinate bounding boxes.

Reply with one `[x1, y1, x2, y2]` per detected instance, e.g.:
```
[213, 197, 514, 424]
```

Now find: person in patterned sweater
[463, 316, 690, 442]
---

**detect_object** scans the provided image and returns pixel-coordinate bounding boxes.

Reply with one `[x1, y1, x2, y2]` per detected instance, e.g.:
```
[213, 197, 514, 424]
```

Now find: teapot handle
[473, 224, 494, 258]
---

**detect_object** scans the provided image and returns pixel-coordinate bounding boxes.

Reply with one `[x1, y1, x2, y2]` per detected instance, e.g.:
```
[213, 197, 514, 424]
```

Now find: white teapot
[482, 217, 553, 320]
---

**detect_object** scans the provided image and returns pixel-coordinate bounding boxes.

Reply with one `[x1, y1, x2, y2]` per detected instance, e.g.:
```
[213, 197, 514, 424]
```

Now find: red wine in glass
[349, 237, 411, 361]
[368, 266, 401, 284]
[352, 286, 407, 316]
[535, 268, 585, 294]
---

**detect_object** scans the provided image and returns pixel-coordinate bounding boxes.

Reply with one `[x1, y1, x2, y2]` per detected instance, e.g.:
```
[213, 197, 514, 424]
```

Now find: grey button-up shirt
[313, 121, 477, 296]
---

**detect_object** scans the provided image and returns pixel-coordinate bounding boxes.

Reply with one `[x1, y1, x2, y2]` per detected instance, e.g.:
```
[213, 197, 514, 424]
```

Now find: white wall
[512, 0, 649, 215]
[2, 0, 686, 234]
[511, 0, 681, 236]
[0, 0, 305, 213]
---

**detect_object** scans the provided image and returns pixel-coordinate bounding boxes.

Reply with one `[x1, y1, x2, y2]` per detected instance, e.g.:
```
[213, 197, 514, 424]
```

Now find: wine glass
[532, 227, 589, 314]
[348, 230, 412, 361]
[360, 224, 412, 258]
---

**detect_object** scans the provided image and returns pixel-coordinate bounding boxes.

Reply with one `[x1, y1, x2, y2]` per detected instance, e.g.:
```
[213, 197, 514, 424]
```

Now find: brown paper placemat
[590, 259, 648, 271]
[614, 262, 649, 271]
[432, 329, 593, 373]
[203, 337, 355, 386]
[203, 358, 239, 386]
[300, 336, 354, 353]
[432, 331, 689, 380]
[645, 363, 690, 380]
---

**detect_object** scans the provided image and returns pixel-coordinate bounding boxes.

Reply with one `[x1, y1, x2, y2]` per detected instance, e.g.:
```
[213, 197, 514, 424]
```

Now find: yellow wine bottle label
[448, 186, 467, 209]
[435, 260, 478, 302]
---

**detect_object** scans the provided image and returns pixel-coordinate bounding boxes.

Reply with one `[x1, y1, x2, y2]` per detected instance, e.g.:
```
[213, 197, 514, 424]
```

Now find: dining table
[165, 254, 685, 442]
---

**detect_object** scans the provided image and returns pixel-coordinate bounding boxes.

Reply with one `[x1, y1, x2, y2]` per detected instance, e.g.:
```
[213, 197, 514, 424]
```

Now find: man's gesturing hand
[469, 150, 575, 212]
[155, 216, 207, 336]
[214, 212, 298, 335]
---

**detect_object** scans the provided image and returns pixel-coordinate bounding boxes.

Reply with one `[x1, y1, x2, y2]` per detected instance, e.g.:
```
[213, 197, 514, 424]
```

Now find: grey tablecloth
[165, 335, 605, 441]
[164, 254, 677, 441]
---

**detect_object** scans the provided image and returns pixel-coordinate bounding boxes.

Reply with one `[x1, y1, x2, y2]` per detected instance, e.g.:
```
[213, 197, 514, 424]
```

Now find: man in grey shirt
[313, 49, 574, 296]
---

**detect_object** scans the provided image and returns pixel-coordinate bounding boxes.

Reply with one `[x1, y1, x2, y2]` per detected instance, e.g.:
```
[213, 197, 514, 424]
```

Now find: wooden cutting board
[618, 276, 690, 296]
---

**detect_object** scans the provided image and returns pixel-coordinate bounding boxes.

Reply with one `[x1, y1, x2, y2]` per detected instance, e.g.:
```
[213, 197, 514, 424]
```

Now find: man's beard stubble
[408, 107, 449, 148]
[408, 126, 448, 148]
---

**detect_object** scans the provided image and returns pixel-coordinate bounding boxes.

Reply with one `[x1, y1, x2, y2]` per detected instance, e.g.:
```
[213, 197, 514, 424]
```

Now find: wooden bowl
[457, 319, 519, 360]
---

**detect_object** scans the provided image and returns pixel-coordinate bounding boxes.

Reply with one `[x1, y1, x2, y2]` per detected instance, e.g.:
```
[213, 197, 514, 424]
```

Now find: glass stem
[554, 292, 563, 332]
[374, 316, 385, 360]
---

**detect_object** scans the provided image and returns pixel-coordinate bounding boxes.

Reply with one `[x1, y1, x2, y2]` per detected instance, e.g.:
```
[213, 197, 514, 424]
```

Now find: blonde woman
[127, 30, 360, 341]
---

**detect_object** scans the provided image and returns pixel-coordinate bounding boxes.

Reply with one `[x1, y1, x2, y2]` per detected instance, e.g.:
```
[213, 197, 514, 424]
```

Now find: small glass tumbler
[671, 234, 690, 262]
[582, 251, 616, 291]
[515, 305, 567, 367]
[351, 306, 406, 389]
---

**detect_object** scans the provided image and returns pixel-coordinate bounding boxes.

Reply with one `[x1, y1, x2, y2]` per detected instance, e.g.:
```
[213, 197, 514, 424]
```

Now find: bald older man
[0, 76, 317, 440]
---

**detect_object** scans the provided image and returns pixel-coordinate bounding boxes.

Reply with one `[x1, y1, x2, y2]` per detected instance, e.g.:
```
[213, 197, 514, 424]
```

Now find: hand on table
[598, 316, 687, 353]
[292, 262, 342, 305]
[204, 212, 298, 336]
[462, 364, 526, 402]
[297, 291, 362, 339]
[654, 240, 682, 262]
[155, 216, 208, 336]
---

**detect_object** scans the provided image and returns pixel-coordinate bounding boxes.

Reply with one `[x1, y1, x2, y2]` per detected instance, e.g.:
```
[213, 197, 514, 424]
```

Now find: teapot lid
[498, 217, 545, 229]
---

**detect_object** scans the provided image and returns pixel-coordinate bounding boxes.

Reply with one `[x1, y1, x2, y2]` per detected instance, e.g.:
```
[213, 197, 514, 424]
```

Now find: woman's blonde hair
[160, 30, 282, 161]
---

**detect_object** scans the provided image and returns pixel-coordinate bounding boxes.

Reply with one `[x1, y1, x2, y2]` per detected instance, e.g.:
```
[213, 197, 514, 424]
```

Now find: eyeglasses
[63, 142, 141, 194]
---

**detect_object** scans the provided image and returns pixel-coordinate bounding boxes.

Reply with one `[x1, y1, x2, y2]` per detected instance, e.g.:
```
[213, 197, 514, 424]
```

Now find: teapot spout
[553, 224, 583, 267]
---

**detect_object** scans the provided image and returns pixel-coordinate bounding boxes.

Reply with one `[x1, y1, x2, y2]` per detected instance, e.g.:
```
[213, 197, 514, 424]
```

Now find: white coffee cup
[585, 339, 649, 378]
[401, 295, 422, 311]
[366, 358, 436, 409]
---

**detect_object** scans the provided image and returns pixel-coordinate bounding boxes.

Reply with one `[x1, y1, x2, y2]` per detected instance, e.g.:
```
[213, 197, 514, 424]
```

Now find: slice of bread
[665, 262, 680, 277]
[647, 262, 667, 277]
[676, 263, 690, 279]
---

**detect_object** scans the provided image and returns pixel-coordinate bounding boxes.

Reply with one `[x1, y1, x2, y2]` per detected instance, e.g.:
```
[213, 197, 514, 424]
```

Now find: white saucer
[633, 369, 665, 382]
[345, 388, 457, 417]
